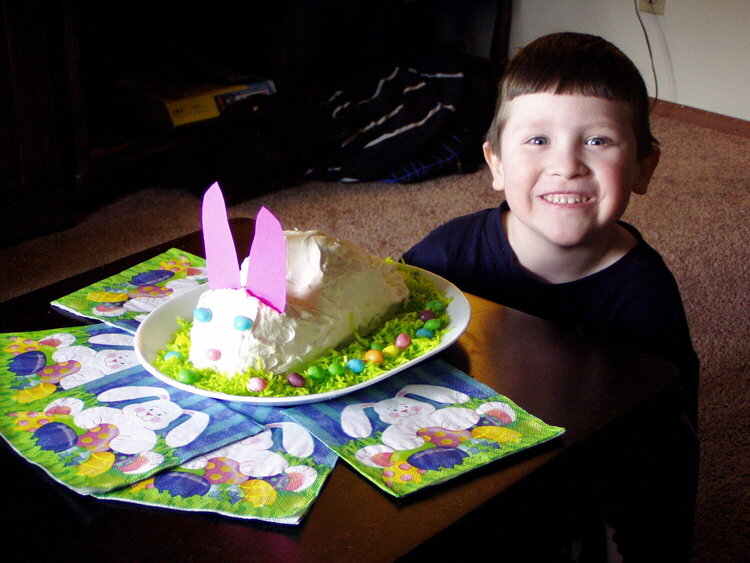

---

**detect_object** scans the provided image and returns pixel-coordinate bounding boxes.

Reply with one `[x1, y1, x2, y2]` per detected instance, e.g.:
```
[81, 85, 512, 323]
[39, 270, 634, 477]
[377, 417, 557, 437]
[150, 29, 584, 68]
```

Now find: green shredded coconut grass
[153, 265, 452, 398]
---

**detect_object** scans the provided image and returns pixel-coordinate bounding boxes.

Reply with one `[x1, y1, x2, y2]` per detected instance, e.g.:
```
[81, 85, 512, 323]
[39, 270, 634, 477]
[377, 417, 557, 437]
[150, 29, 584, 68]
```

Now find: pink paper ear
[202, 182, 240, 290]
[245, 207, 287, 314]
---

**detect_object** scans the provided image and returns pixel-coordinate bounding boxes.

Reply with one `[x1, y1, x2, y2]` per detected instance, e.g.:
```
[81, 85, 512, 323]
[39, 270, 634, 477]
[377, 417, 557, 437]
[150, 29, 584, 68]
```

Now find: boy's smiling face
[485, 93, 659, 254]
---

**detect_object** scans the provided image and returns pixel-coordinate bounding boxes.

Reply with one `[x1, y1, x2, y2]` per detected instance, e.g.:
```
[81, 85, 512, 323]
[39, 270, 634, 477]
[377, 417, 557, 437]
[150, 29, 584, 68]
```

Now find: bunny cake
[154, 183, 451, 398]
[188, 227, 409, 375]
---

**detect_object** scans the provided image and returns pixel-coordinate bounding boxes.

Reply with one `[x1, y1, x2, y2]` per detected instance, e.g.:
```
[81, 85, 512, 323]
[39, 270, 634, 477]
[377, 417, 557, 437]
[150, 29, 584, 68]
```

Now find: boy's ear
[483, 141, 505, 192]
[633, 145, 660, 195]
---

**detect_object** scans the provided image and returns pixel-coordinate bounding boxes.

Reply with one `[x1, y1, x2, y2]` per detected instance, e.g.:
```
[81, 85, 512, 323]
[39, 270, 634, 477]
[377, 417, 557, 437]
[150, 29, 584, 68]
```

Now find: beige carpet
[1, 113, 748, 561]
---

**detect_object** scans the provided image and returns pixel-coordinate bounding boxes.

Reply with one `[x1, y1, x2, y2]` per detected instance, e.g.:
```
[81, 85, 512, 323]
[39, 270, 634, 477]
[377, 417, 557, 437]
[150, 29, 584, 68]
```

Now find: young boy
[403, 32, 699, 559]
[403, 32, 697, 422]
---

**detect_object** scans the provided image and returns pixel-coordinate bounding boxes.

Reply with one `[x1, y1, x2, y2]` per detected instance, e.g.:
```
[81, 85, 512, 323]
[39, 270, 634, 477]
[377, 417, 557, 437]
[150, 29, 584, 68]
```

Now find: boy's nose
[547, 146, 588, 178]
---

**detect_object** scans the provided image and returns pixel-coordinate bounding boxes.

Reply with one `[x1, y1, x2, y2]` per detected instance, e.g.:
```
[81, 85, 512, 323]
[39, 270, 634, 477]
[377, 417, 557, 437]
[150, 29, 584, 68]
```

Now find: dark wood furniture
[0, 219, 691, 561]
[0, 1, 513, 247]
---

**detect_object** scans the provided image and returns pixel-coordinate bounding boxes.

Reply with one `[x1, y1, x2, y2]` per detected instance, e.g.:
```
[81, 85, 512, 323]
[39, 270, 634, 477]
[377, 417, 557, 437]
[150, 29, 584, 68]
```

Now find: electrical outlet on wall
[638, 0, 665, 15]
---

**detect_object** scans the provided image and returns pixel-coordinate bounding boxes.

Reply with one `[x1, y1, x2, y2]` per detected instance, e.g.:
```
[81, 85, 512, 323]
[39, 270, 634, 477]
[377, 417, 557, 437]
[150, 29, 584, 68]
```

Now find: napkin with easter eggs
[51, 248, 207, 334]
[0, 323, 336, 524]
[283, 359, 565, 497]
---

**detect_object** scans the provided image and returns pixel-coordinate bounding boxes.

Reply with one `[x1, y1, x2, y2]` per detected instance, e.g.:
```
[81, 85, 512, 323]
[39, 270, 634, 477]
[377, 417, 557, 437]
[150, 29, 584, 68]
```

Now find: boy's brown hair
[485, 32, 657, 160]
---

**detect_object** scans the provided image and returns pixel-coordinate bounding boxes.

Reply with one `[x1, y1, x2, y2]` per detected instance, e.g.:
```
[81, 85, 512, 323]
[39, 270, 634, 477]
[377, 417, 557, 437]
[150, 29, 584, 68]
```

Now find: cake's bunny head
[189, 183, 287, 372]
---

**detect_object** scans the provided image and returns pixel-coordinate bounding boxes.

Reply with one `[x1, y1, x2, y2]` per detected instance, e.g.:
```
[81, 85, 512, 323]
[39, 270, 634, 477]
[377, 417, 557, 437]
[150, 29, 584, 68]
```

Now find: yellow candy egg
[382, 345, 399, 358]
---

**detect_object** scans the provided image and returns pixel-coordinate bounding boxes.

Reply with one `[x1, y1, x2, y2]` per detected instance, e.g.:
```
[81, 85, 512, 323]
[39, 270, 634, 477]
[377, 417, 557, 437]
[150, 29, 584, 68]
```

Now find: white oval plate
[135, 265, 470, 405]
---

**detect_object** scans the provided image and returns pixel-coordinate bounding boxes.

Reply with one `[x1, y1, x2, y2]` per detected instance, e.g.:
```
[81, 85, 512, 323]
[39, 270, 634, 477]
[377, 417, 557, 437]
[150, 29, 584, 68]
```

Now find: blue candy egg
[130, 270, 174, 286]
[415, 328, 435, 339]
[9, 350, 47, 376]
[154, 471, 211, 498]
[234, 315, 253, 331]
[34, 422, 78, 452]
[346, 358, 365, 373]
[194, 307, 213, 323]
[407, 447, 467, 471]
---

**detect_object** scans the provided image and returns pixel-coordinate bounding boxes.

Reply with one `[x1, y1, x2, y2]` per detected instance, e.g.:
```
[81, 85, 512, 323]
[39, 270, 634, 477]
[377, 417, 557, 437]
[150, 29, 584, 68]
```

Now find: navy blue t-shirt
[403, 202, 698, 421]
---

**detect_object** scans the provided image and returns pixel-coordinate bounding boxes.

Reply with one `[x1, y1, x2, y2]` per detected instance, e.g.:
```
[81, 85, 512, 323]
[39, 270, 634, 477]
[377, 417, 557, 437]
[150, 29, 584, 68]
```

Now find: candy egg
[234, 315, 253, 331]
[154, 471, 211, 498]
[206, 348, 221, 361]
[164, 351, 181, 361]
[346, 359, 365, 373]
[382, 345, 399, 358]
[395, 333, 411, 349]
[420, 309, 437, 322]
[364, 349, 384, 364]
[369, 342, 384, 351]
[423, 319, 441, 331]
[306, 366, 326, 381]
[287, 372, 306, 387]
[247, 377, 267, 392]
[407, 447, 468, 471]
[425, 300, 444, 312]
[415, 328, 435, 339]
[177, 369, 199, 384]
[193, 307, 213, 322]
[328, 363, 346, 377]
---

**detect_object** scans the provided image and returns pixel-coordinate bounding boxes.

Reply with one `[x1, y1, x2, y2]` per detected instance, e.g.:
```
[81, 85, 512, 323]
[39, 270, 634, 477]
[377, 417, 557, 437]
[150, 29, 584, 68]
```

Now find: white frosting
[188, 230, 409, 375]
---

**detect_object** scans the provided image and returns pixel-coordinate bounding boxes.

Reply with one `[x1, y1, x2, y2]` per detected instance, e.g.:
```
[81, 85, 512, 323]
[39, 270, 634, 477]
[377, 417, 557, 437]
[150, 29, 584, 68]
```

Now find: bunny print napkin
[51, 249, 207, 334]
[0, 324, 264, 493]
[98, 403, 337, 524]
[0, 324, 336, 524]
[283, 359, 565, 497]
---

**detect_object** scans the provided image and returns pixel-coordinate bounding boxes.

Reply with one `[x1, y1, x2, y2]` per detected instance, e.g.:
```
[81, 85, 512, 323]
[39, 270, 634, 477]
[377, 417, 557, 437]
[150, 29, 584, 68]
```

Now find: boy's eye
[585, 136, 609, 146]
[526, 136, 549, 145]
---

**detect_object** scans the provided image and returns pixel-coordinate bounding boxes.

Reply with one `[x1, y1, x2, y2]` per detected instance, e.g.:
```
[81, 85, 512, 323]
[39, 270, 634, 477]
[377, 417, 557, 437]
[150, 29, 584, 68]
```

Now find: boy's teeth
[543, 194, 591, 204]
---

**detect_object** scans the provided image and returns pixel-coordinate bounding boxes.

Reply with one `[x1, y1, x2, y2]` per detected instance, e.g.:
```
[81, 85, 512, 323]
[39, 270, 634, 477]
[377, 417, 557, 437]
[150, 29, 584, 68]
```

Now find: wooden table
[0, 219, 686, 562]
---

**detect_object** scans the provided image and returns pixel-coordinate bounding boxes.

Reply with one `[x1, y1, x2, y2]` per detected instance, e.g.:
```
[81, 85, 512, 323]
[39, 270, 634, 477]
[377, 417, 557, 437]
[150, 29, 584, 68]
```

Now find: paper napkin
[283, 359, 565, 497]
[98, 403, 337, 524]
[0, 325, 263, 494]
[51, 248, 207, 334]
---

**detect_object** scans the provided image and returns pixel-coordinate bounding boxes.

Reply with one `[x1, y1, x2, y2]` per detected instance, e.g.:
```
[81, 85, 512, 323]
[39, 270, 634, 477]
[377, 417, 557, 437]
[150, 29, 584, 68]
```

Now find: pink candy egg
[247, 377, 267, 392]
[395, 333, 411, 349]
